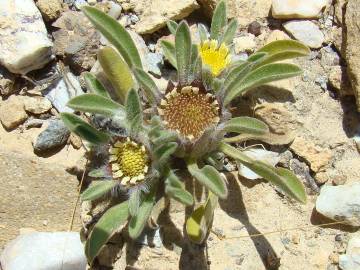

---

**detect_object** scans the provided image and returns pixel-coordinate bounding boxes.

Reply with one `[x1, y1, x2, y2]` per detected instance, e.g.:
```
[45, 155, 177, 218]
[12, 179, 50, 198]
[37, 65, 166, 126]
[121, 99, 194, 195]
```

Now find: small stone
[290, 137, 332, 173]
[272, 0, 328, 19]
[283, 20, 325, 49]
[234, 34, 256, 53]
[248, 21, 262, 36]
[332, 174, 347, 186]
[289, 159, 319, 193]
[328, 66, 353, 96]
[0, 96, 28, 130]
[315, 171, 329, 185]
[70, 133, 83, 150]
[24, 119, 45, 129]
[316, 183, 360, 226]
[0, 0, 53, 74]
[329, 253, 339, 264]
[278, 150, 293, 167]
[36, 0, 63, 22]
[291, 233, 300, 244]
[0, 232, 87, 270]
[33, 120, 70, 153]
[130, 14, 140, 24]
[107, 2, 122, 19]
[22, 96, 52, 115]
[0, 68, 15, 96]
[146, 53, 164, 76]
[118, 15, 131, 27]
[339, 233, 360, 269]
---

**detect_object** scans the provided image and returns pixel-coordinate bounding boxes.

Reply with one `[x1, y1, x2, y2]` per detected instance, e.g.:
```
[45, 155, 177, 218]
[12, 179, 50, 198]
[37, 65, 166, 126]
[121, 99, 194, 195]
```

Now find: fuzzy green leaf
[125, 89, 142, 134]
[81, 181, 117, 201]
[187, 160, 227, 199]
[247, 52, 268, 63]
[223, 116, 269, 135]
[219, 19, 237, 45]
[154, 142, 178, 166]
[224, 63, 303, 105]
[60, 113, 110, 144]
[175, 21, 192, 84]
[128, 191, 155, 239]
[88, 168, 108, 178]
[186, 192, 218, 244]
[151, 130, 178, 146]
[167, 20, 178, 35]
[160, 40, 177, 69]
[133, 68, 160, 105]
[165, 170, 194, 206]
[67, 94, 124, 117]
[129, 188, 141, 217]
[222, 62, 250, 95]
[85, 201, 129, 263]
[198, 23, 209, 43]
[210, 0, 227, 40]
[84, 73, 110, 98]
[82, 6, 142, 68]
[220, 142, 306, 203]
[98, 47, 134, 104]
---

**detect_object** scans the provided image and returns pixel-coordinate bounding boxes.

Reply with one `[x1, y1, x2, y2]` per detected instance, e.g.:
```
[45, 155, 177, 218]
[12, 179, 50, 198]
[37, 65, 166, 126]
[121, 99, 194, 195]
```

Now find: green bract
[61, 1, 310, 265]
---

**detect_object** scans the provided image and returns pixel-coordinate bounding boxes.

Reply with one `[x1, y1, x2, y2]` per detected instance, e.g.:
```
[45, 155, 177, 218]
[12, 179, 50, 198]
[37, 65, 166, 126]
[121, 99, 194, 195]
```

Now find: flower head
[157, 86, 220, 141]
[109, 137, 149, 186]
[198, 40, 231, 76]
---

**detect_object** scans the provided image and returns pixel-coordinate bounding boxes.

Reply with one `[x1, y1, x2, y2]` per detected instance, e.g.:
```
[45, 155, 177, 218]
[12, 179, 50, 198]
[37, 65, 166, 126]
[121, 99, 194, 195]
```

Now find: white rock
[44, 72, 84, 113]
[234, 34, 256, 54]
[316, 183, 360, 226]
[272, 0, 328, 19]
[283, 20, 325, 49]
[238, 148, 280, 180]
[0, 232, 87, 270]
[0, 0, 53, 74]
[339, 234, 360, 270]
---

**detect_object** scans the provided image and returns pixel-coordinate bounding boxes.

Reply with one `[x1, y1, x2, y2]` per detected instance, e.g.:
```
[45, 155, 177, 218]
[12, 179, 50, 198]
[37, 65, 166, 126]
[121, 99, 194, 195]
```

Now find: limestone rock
[0, 96, 28, 130]
[0, 232, 86, 270]
[0, 0, 53, 74]
[290, 137, 332, 173]
[130, 0, 200, 34]
[283, 20, 325, 49]
[36, 0, 63, 22]
[344, 0, 360, 111]
[272, 0, 328, 19]
[339, 234, 360, 270]
[316, 184, 360, 226]
[198, 0, 272, 28]
[22, 96, 52, 115]
[52, 11, 101, 73]
[234, 34, 256, 54]
[0, 68, 15, 96]
[328, 66, 353, 96]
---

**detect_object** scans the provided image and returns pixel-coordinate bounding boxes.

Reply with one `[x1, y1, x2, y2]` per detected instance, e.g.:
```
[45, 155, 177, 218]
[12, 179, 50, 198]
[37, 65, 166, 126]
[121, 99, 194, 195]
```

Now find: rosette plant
[61, 0, 311, 265]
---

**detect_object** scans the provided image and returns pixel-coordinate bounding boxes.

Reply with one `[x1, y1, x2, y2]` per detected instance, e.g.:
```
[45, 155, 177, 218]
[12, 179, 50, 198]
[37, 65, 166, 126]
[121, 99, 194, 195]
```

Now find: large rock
[22, 96, 52, 115]
[131, 0, 200, 34]
[272, 0, 328, 19]
[339, 234, 360, 270]
[0, 0, 53, 74]
[283, 20, 325, 49]
[0, 232, 86, 270]
[198, 0, 272, 28]
[0, 95, 28, 130]
[36, 0, 63, 22]
[344, 0, 360, 111]
[316, 183, 360, 226]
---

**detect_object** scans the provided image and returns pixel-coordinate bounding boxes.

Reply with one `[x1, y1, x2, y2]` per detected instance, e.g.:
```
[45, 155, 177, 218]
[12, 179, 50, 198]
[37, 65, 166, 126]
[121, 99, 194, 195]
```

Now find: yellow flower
[109, 138, 149, 186]
[198, 40, 231, 76]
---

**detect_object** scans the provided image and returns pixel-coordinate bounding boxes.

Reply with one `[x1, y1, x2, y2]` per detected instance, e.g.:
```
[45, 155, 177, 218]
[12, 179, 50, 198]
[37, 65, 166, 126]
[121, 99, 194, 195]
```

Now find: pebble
[0, 68, 15, 96]
[33, 119, 70, 153]
[283, 20, 325, 49]
[248, 21, 262, 36]
[24, 119, 45, 129]
[0, 0, 53, 74]
[107, 2, 122, 19]
[272, 0, 328, 19]
[0, 232, 86, 270]
[234, 34, 256, 53]
[146, 53, 164, 76]
[316, 183, 360, 226]
[0, 96, 28, 130]
[22, 96, 52, 115]
[339, 233, 360, 270]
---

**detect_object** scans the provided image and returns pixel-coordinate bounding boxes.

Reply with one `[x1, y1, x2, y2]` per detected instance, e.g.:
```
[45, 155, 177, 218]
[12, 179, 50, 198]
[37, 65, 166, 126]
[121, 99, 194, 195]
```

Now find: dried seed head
[158, 86, 220, 140]
[109, 138, 149, 186]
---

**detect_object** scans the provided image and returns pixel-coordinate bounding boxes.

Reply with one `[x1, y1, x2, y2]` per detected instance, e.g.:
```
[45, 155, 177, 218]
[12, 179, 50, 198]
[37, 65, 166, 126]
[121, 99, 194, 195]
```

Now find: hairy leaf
[67, 94, 124, 117]
[224, 63, 302, 105]
[222, 62, 251, 96]
[128, 190, 155, 239]
[154, 142, 178, 166]
[125, 89, 142, 134]
[82, 6, 142, 68]
[85, 201, 129, 263]
[98, 47, 134, 104]
[220, 19, 238, 45]
[84, 73, 110, 98]
[129, 188, 141, 217]
[165, 170, 194, 206]
[81, 181, 117, 201]
[60, 113, 110, 144]
[167, 20, 178, 35]
[223, 116, 269, 135]
[198, 23, 209, 43]
[160, 40, 177, 69]
[210, 0, 227, 40]
[247, 52, 268, 63]
[187, 160, 227, 199]
[151, 130, 178, 146]
[175, 21, 192, 85]
[133, 68, 160, 105]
